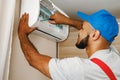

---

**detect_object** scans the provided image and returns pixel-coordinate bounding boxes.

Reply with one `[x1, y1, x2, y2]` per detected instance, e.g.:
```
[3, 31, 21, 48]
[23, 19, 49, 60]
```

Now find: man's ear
[91, 30, 100, 41]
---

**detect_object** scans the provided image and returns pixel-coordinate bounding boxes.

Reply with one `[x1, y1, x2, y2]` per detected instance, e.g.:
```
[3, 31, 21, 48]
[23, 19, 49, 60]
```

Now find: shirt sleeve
[48, 57, 85, 80]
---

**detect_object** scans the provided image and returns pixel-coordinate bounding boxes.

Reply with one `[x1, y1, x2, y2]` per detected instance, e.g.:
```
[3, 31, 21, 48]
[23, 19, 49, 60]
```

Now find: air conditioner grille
[40, 0, 56, 12]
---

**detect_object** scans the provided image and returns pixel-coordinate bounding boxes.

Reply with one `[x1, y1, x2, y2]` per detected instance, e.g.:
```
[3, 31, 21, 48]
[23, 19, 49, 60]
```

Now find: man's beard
[76, 35, 89, 49]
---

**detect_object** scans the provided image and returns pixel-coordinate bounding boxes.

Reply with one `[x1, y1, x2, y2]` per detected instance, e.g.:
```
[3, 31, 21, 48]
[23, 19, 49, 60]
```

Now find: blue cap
[77, 9, 119, 43]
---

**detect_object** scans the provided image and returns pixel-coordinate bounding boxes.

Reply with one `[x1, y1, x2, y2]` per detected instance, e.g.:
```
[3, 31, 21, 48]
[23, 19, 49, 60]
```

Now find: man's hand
[49, 12, 69, 24]
[18, 13, 37, 36]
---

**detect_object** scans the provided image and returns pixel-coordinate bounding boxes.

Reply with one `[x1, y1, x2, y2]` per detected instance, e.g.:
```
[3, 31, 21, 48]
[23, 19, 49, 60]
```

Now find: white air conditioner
[20, 0, 69, 42]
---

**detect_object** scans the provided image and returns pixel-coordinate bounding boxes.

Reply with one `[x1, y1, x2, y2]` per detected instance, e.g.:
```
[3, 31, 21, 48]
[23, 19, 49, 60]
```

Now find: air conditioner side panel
[20, 0, 39, 26]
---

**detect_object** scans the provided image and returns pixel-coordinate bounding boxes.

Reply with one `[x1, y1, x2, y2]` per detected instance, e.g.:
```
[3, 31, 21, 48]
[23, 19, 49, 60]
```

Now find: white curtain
[0, 0, 16, 80]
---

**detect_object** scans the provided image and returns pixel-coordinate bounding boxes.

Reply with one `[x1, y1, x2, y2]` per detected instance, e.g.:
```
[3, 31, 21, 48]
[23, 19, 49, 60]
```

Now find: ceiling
[51, 0, 120, 19]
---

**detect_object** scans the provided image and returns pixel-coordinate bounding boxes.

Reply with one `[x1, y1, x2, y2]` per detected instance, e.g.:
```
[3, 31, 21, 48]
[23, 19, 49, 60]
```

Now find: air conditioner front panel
[34, 21, 69, 41]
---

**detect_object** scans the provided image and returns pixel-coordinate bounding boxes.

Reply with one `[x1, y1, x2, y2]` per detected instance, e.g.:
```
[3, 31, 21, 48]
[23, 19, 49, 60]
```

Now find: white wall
[9, 34, 56, 80]
[0, 0, 16, 80]
[9, 0, 57, 80]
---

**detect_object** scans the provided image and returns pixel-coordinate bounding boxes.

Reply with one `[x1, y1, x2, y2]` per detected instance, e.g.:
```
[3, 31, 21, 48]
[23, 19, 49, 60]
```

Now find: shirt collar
[89, 48, 111, 59]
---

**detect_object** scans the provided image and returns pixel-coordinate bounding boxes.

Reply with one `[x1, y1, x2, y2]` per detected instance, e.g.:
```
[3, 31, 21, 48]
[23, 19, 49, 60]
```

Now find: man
[18, 9, 120, 80]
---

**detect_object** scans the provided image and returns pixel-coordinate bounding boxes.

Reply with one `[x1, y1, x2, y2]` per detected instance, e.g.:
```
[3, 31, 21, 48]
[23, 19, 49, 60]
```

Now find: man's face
[75, 22, 91, 49]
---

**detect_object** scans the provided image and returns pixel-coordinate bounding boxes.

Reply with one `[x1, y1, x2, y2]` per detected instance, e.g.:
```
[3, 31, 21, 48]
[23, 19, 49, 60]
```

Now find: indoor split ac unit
[20, 0, 69, 42]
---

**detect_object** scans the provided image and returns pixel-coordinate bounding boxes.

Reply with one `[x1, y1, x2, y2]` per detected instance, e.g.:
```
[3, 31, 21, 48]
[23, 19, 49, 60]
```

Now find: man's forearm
[19, 34, 38, 61]
[49, 12, 83, 29]
[18, 33, 51, 78]
[64, 18, 83, 30]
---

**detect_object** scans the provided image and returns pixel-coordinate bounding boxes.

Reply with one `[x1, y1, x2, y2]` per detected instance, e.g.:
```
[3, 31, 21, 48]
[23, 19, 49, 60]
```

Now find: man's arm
[18, 13, 51, 78]
[49, 12, 83, 30]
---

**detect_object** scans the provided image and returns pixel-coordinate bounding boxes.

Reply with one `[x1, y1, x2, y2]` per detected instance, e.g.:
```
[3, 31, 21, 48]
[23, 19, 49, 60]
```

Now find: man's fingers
[25, 13, 29, 24]
[20, 13, 29, 23]
[49, 20, 56, 24]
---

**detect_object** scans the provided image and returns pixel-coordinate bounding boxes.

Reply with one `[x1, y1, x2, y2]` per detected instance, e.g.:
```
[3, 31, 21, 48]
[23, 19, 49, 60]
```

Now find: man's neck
[86, 44, 109, 58]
